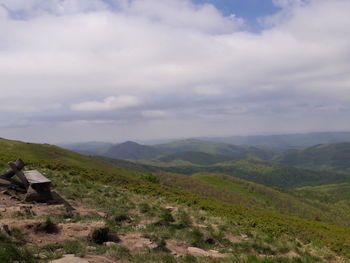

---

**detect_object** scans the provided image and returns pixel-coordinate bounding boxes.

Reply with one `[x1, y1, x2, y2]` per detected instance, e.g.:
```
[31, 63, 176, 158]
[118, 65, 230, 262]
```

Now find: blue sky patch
[193, 0, 281, 31]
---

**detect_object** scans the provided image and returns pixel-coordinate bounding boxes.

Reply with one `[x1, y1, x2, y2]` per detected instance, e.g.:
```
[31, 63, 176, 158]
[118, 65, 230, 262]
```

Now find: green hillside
[131, 158, 348, 188]
[95, 156, 350, 226]
[155, 139, 275, 160]
[0, 139, 137, 179]
[156, 172, 350, 227]
[59, 141, 114, 155]
[275, 142, 350, 173]
[99, 141, 164, 160]
[294, 181, 350, 203]
[1, 138, 350, 262]
[62, 139, 277, 163]
[157, 151, 233, 165]
[203, 131, 350, 148]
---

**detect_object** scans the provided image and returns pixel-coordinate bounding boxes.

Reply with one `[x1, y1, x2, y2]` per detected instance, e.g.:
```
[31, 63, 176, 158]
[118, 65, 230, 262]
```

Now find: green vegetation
[274, 142, 350, 173]
[155, 172, 350, 227]
[157, 151, 233, 165]
[204, 131, 350, 149]
[294, 182, 350, 202]
[0, 232, 35, 263]
[64, 139, 276, 162]
[0, 138, 350, 262]
[155, 139, 275, 160]
[99, 141, 164, 160]
[104, 157, 348, 188]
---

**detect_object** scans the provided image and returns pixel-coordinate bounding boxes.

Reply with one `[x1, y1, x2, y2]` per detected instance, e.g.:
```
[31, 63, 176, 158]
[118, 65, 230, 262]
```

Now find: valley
[1, 136, 350, 262]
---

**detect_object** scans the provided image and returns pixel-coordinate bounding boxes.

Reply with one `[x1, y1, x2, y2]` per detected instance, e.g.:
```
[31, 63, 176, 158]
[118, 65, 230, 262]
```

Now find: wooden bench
[0, 159, 53, 202]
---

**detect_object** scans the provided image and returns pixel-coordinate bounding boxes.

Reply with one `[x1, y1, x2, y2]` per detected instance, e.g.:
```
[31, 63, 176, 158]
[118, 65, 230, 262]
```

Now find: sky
[0, 0, 350, 144]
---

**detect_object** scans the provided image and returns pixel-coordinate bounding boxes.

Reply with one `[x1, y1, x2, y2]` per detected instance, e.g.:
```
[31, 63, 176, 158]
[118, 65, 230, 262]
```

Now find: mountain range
[2, 137, 350, 262]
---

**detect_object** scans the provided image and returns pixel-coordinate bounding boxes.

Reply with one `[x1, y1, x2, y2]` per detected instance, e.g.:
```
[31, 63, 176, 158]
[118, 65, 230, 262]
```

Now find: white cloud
[272, 0, 307, 8]
[71, 96, 141, 111]
[0, 0, 108, 16]
[0, 0, 350, 142]
[142, 110, 168, 118]
[124, 0, 244, 33]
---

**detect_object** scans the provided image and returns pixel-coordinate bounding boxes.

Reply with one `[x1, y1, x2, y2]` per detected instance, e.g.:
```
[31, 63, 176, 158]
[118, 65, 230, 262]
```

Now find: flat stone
[187, 247, 228, 258]
[165, 206, 179, 212]
[51, 254, 89, 263]
[187, 247, 210, 257]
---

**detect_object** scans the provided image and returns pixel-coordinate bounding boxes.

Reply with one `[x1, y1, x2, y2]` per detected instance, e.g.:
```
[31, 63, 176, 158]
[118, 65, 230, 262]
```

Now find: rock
[187, 247, 209, 257]
[0, 224, 11, 236]
[135, 224, 146, 230]
[0, 207, 6, 212]
[165, 206, 178, 212]
[187, 247, 228, 258]
[1, 190, 10, 196]
[97, 212, 107, 218]
[38, 253, 48, 259]
[51, 254, 89, 263]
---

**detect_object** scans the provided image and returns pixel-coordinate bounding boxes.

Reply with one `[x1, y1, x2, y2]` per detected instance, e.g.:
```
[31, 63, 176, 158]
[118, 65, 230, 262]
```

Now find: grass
[0, 138, 349, 262]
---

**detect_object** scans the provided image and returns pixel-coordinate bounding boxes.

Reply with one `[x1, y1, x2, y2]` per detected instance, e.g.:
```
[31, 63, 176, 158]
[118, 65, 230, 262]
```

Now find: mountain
[104, 157, 349, 189]
[154, 139, 276, 160]
[274, 142, 350, 173]
[1, 138, 350, 261]
[59, 141, 113, 155]
[99, 141, 164, 160]
[200, 131, 350, 149]
[156, 151, 233, 165]
[60, 139, 277, 162]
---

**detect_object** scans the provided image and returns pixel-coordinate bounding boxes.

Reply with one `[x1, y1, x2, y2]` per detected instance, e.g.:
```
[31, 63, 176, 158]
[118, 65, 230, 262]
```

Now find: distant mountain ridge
[199, 131, 350, 149]
[100, 141, 164, 160]
[59, 141, 113, 155]
[63, 139, 276, 162]
[102, 157, 349, 188]
[275, 142, 350, 173]
[60, 131, 350, 161]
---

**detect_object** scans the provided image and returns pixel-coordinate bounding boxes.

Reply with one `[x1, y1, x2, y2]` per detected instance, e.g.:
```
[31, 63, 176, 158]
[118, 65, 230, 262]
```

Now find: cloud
[141, 110, 168, 118]
[71, 96, 141, 111]
[272, 0, 307, 8]
[0, 0, 109, 17]
[0, 0, 349, 142]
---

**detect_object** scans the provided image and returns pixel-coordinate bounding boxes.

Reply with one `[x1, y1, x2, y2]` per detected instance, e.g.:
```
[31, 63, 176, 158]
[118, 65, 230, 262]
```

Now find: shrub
[0, 245, 35, 263]
[176, 211, 192, 229]
[89, 227, 119, 244]
[142, 173, 159, 184]
[160, 209, 175, 223]
[114, 214, 131, 224]
[139, 203, 151, 214]
[34, 218, 59, 234]
[188, 228, 205, 248]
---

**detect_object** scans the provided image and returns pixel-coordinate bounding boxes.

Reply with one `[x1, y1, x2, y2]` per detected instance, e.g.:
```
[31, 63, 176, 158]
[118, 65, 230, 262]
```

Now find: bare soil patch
[119, 233, 156, 252]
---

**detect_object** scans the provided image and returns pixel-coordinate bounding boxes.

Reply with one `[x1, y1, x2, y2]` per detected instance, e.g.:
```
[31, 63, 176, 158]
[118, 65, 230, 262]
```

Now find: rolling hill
[274, 142, 350, 173]
[1, 138, 350, 261]
[154, 139, 276, 160]
[111, 157, 348, 188]
[156, 151, 233, 165]
[61, 139, 277, 162]
[99, 141, 164, 160]
[58, 141, 113, 155]
[200, 131, 350, 149]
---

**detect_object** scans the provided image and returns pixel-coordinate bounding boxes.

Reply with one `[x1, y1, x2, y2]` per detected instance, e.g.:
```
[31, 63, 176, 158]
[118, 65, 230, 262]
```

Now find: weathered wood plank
[8, 161, 29, 189]
[24, 170, 51, 184]
[0, 159, 25, 179]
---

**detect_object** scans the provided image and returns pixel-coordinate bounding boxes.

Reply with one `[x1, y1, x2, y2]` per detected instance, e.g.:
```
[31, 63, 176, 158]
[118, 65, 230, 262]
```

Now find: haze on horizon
[1, 0, 350, 144]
